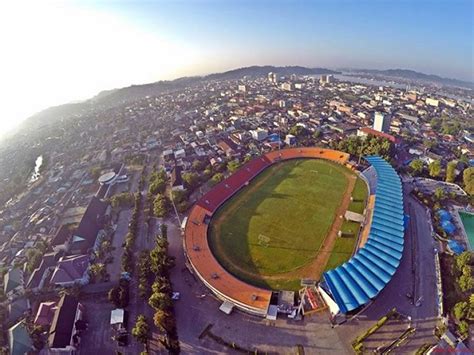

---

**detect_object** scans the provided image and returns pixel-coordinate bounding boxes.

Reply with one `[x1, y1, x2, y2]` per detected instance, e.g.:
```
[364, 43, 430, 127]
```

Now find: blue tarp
[441, 220, 456, 234]
[447, 240, 465, 255]
[323, 156, 405, 314]
[437, 209, 452, 221]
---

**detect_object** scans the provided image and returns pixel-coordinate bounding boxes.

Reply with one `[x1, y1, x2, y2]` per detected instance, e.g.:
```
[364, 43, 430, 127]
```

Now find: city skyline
[0, 0, 472, 137]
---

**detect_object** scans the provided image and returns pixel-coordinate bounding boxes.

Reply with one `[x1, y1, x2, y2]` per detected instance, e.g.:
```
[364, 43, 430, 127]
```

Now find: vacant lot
[209, 159, 364, 290]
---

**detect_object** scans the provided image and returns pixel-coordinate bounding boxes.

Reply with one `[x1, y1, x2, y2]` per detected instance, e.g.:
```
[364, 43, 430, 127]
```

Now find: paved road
[108, 209, 132, 283]
[342, 183, 439, 352]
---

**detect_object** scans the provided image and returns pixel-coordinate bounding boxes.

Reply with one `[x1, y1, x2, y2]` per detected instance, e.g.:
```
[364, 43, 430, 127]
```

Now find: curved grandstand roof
[323, 156, 405, 314]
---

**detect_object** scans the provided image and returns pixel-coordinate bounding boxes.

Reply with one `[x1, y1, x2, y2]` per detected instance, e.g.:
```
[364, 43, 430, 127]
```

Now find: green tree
[429, 160, 441, 178]
[289, 125, 308, 137]
[463, 167, 474, 195]
[434, 187, 445, 201]
[149, 291, 172, 311]
[458, 320, 469, 338]
[409, 159, 424, 175]
[132, 315, 149, 344]
[453, 301, 468, 320]
[456, 252, 472, 272]
[458, 269, 473, 292]
[153, 194, 170, 217]
[446, 161, 457, 183]
[182, 172, 199, 189]
[153, 309, 174, 332]
[26, 249, 43, 273]
[227, 159, 241, 173]
[192, 160, 205, 171]
[210, 173, 224, 186]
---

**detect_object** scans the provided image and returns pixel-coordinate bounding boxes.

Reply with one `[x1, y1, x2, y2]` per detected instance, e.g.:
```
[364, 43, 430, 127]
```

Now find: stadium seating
[184, 148, 350, 315]
[323, 156, 404, 314]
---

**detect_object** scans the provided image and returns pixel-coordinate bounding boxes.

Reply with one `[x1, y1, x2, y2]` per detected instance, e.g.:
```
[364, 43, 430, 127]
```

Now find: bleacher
[184, 147, 351, 316]
[323, 156, 404, 314]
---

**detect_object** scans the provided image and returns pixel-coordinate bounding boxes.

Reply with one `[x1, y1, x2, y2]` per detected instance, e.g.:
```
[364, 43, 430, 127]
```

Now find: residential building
[8, 321, 33, 355]
[50, 255, 90, 287]
[4, 268, 24, 299]
[48, 294, 85, 354]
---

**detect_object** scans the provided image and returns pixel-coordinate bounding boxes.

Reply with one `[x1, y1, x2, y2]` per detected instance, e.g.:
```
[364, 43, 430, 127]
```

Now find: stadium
[184, 148, 404, 317]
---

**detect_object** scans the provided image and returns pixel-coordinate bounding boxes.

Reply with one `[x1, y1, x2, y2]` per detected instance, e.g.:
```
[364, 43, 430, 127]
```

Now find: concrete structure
[184, 148, 352, 316]
[251, 128, 268, 141]
[373, 112, 391, 133]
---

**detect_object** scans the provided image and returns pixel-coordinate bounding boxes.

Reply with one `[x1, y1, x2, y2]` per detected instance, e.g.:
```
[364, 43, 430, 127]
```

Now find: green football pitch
[208, 158, 365, 290]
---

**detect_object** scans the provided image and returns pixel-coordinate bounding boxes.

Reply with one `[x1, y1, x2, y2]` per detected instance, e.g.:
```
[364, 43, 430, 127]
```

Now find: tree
[429, 160, 441, 178]
[90, 166, 102, 179]
[456, 252, 472, 272]
[26, 249, 43, 273]
[458, 320, 469, 338]
[153, 194, 170, 217]
[453, 301, 468, 321]
[209, 173, 224, 186]
[227, 159, 241, 173]
[409, 159, 424, 175]
[132, 315, 149, 344]
[458, 268, 473, 292]
[463, 167, 474, 195]
[289, 125, 308, 138]
[89, 263, 106, 282]
[182, 172, 199, 189]
[153, 309, 174, 332]
[149, 291, 172, 311]
[192, 160, 205, 172]
[434, 187, 445, 201]
[446, 161, 457, 183]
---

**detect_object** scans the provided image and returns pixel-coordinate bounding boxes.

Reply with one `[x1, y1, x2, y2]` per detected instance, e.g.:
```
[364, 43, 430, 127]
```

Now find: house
[8, 298, 30, 324]
[8, 321, 33, 355]
[4, 268, 24, 299]
[69, 197, 108, 255]
[50, 255, 89, 287]
[217, 138, 238, 157]
[27, 250, 63, 292]
[34, 301, 57, 327]
[50, 225, 72, 253]
[48, 294, 85, 354]
[171, 166, 184, 191]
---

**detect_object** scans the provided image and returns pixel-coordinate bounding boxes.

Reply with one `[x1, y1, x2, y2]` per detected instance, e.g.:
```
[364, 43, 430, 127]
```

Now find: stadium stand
[323, 156, 404, 314]
[184, 148, 350, 316]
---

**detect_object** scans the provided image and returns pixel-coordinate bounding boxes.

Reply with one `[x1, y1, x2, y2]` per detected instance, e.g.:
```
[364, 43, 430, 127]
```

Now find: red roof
[359, 127, 397, 143]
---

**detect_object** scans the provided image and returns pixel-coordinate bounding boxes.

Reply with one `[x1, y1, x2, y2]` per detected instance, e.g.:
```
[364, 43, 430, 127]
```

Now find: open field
[208, 158, 365, 290]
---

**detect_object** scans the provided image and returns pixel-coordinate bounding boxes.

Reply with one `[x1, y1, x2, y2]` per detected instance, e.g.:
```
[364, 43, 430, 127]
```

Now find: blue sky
[0, 0, 472, 138]
[103, 0, 473, 80]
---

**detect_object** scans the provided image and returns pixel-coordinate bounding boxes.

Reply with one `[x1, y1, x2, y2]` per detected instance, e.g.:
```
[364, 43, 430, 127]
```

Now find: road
[108, 209, 132, 283]
[341, 182, 439, 352]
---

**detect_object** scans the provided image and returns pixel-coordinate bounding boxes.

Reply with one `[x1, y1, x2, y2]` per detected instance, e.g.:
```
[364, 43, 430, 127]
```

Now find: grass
[208, 158, 356, 290]
[348, 177, 368, 214]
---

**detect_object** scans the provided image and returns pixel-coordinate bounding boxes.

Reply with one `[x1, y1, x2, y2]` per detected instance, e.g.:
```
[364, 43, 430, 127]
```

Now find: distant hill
[347, 68, 474, 89]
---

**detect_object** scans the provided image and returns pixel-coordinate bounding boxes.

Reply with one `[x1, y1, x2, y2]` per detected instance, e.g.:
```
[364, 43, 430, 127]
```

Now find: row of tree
[452, 252, 474, 338]
[148, 224, 180, 353]
[410, 160, 474, 196]
[332, 135, 393, 161]
[122, 191, 143, 273]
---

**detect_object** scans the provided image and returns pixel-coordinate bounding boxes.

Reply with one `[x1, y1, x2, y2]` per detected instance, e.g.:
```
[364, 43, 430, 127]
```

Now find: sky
[0, 0, 472, 139]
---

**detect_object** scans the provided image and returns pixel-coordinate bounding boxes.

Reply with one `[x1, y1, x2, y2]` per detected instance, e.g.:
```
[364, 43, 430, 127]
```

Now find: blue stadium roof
[323, 156, 405, 314]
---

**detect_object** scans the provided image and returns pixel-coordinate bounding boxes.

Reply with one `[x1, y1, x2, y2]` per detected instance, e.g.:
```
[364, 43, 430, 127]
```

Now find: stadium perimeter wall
[184, 148, 351, 316]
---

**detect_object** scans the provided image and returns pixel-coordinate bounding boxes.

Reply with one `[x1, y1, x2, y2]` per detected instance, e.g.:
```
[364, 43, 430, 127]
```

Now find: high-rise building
[373, 112, 391, 133]
[238, 85, 246, 92]
[268, 72, 278, 84]
[320, 75, 333, 84]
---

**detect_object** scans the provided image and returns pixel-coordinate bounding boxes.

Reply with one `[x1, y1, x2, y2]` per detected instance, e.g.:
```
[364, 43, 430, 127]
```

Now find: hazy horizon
[0, 0, 472, 139]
